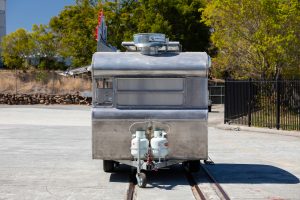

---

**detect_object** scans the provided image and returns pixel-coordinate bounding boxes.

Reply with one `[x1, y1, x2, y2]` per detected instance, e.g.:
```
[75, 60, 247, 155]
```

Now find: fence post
[248, 78, 252, 127]
[52, 70, 55, 94]
[15, 67, 17, 94]
[224, 78, 227, 124]
[276, 77, 281, 130]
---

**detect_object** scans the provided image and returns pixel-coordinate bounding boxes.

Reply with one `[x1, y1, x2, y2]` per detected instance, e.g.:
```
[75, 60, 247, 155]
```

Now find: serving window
[93, 77, 207, 109]
[115, 78, 185, 108]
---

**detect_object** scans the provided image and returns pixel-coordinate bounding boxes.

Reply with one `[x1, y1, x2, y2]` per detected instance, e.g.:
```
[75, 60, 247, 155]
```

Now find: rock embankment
[0, 93, 92, 105]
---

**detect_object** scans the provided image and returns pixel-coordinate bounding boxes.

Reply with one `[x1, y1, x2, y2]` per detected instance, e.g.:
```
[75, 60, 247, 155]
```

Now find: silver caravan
[91, 33, 211, 187]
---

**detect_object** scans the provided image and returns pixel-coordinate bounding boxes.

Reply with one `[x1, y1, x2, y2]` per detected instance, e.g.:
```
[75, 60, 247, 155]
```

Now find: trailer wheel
[136, 172, 147, 188]
[103, 160, 115, 172]
[208, 105, 212, 112]
[185, 160, 200, 172]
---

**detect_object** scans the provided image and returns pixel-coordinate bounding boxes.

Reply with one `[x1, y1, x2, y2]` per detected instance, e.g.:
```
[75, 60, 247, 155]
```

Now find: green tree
[2, 0, 211, 69]
[1, 28, 35, 69]
[201, 0, 300, 79]
[49, 0, 98, 67]
[134, 0, 210, 51]
[169, 0, 210, 52]
[98, 0, 139, 49]
[31, 24, 65, 70]
[100, 0, 210, 51]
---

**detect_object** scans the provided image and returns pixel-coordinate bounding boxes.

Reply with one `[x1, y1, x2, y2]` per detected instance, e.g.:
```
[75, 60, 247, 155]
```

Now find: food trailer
[91, 33, 211, 187]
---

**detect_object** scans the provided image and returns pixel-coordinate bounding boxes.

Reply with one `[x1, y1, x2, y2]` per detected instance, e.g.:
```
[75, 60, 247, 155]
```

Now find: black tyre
[184, 160, 200, 172]
[137, 172, 147, 188]
[208, 105, 212, 112]
[103, 160, 115, 172]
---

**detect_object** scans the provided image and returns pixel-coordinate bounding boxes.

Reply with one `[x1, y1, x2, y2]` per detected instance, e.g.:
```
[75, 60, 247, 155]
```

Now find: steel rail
[185, 170, 206, 200]
[126, 164, 230, 200]
[126, 182, 136, 200]
[184, 163, 231, 200]
[126, 171, 137, 200]
[200, 164, 231, 200]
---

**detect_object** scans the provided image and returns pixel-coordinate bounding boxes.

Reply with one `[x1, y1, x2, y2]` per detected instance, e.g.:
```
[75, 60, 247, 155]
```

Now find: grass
[231, 108, 300, 131]
[0, 70, 91, 94]
[255, 111, 299, 131]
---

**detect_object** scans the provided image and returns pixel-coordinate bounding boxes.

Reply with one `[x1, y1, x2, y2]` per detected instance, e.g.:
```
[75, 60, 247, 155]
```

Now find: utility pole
[0, 0, 6, 67]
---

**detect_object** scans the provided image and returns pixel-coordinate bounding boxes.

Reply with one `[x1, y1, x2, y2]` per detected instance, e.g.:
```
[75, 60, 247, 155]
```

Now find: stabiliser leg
[136, 136, 147, 187]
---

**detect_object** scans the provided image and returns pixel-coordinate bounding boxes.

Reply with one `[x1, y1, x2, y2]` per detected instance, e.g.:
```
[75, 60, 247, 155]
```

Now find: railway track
[126, 182, 136, 200]
[185, 163, 230, 200]
[126, 171, 137, 200]
[125, 163, 230, 200]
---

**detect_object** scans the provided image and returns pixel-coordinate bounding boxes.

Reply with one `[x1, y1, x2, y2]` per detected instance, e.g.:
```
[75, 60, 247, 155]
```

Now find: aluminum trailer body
[91, 33, 211, 187]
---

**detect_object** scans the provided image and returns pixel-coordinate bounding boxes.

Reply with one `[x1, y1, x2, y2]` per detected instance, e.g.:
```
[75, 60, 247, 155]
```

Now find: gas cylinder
[151, 130, 168, 158]
[131, 130, 149, 159]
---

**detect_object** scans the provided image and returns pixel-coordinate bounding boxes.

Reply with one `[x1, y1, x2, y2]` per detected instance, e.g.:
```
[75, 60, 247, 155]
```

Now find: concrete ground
[0, 105, 299, 199]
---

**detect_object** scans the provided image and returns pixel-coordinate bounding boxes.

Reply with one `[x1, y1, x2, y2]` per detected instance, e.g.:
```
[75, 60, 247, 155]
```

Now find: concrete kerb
[216, 123, 300, 138]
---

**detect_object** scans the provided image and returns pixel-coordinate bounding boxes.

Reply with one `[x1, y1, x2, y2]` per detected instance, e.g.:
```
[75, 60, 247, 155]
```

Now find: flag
[94, 10, 104, 41]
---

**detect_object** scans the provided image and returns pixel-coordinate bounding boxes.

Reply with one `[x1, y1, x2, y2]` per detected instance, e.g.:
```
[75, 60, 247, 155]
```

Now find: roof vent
[133, 33, 166, 55]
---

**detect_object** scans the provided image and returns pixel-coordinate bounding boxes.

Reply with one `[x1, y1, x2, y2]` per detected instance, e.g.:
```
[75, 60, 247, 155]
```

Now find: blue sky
[7, 0, 75, 34]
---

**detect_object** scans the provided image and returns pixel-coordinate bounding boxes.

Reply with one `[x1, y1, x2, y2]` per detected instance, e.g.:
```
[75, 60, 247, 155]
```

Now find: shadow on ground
[109, 164, 186, 190]
[108, 163, 299, 189]
[205, 163, 299, 184]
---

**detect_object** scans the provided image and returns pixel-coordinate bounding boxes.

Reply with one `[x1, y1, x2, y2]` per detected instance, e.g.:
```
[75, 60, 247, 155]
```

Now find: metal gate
[224, 79, 300, 131]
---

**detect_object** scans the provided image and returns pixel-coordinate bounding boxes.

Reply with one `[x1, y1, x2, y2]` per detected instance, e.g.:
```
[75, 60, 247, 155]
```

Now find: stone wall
[0, 93, 92, 105]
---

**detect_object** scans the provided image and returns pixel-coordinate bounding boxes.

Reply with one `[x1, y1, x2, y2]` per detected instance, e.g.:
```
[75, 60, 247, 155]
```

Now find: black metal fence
[208, 82, 225, 104]
[225, 79, 300, 131]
